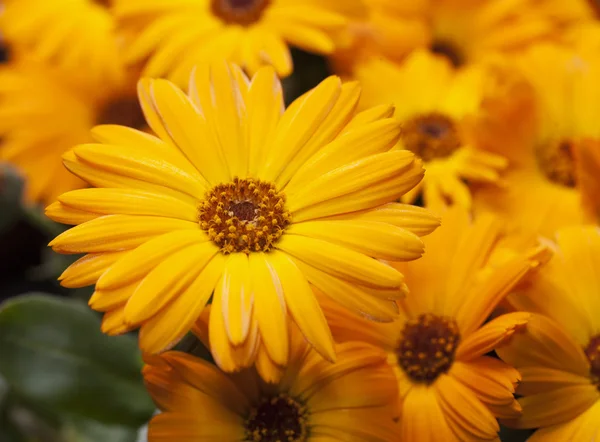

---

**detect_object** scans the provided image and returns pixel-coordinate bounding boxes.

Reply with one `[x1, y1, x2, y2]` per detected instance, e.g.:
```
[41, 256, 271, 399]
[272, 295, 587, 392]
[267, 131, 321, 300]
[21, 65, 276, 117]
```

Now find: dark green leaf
[0, 163, 25, 232]
[0, 295, 154, 427]
[63, 419, 142, 442]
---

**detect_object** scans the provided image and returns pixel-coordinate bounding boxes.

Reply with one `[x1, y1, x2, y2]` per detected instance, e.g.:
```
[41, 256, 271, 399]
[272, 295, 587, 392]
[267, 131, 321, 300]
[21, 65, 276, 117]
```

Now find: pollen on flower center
[401, 113, 462, 162]
[198, 177, 291, 254]
[535, 139, 577, 188]
[585, 334, 600, 389]
[397, 313, 461, 383]
[244, 394, 309, 442]
[96, 96, 147, 130]
[430, 39, 465, 68]
[211, 0, 271, 25]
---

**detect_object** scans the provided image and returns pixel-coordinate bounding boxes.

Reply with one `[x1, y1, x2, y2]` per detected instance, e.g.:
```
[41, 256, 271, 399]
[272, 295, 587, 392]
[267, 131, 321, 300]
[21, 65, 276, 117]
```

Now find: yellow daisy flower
[334, 0, 595, 75]
[113, 0, 365, 85]
[46, 63, 439, 364]
[473, 44, 600, 237]
[497, 226, 600, 441]
[0, 62, 143, 204]
[144, 326, 398, 442]
[323, 208, 550, 440]
[352, 49, 524, 210]
[0, 0, 123, 87]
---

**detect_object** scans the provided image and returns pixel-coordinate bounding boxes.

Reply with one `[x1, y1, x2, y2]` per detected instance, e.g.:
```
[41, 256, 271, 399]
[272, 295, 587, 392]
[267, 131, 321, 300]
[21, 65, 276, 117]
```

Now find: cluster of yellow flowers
[1, 0, 600, 440]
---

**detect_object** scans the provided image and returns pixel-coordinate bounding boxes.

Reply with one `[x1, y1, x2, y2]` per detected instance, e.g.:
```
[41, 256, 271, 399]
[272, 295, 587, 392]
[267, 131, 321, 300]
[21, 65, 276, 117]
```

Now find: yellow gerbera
[334, 0, 593, 73]
[473, 44, 600, 237]
[0, 0, 123, 87]
[46, 63, 439, 365]
[323, 208, 550, 440]
[113, 0, 365, 85]
[144, 325, 398, 442]
[352, 49, 527, 211]
[497, 226, 600, 441]
[0, 62, 143, 204]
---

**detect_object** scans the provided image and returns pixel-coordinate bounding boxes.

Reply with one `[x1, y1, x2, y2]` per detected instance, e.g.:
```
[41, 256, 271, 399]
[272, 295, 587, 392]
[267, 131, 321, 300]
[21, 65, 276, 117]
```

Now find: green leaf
[63, 419, 142, 442]
[0, 295, 155, 427]
[0, 163, 25, 232]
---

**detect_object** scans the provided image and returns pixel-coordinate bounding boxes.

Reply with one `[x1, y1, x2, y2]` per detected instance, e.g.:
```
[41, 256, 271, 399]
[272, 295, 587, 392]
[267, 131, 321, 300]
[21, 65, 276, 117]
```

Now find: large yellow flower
[0, 62, 143, 204]
[497, 226, 600, 441]
[144, 326, 398, 442]
[473, 44, 600, 237]
[113, 0, 365, 85]
[46, 63, 439, 365]
[334, 0, 594, 73]
[323, 209, 549, 440]
[0, 0, 124, 87]
[352, 50, 529, 211]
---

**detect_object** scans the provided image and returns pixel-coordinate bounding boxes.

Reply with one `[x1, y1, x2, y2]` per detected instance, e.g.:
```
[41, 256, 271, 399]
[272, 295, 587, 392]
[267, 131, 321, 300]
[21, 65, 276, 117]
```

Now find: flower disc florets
[199, 177, 291, 254]
[244, 394, 308, 442]
[397, 313, 461, 383]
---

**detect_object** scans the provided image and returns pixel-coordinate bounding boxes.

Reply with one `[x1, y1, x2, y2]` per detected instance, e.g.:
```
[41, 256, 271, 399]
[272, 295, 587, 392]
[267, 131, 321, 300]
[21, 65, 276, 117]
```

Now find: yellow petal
[89, 280, 139, 312]
[496, 313, 591, 379]
[49, 215, 198, 254]
[286, 118, 401, 193]
[260, 76, 341, 182]
[148, 78, 230, 185]
[296, 262, 400, 323]
[248, 253, 289, 365]
[218, 253, 253, 346]
[62, 151, 197, 206]
[435, 374, 500, 440]
[72, 143, 206, 199]
[59, 251, 128, 289]
[97, 229, 209, 290]
[124, 242, 219, 325]
[277, 234, 404, 289]
[288, 151, 420, 220]
[456, 312, 530, 361]
[138, 253, 225, 354]
[161, 351, 249, 415]
[45, 202, 99, 225]
[188, 63, 247, 178]
[507, 385, 599, 429]
[268, 251, 335, 363]
[246, 66, 284, 176]
[276, 81, 361, 187]
[322, 203, 440, 237]
[399, 386, 455, 441]
[58, 188, 198, 222]
[288, 220, 424, 261]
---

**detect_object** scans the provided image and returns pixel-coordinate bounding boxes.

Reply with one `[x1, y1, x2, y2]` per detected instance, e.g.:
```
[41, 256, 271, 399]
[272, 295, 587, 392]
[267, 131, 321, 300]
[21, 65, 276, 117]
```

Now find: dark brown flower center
[211, 0, 271, 25]
[199, 177, 291, 254]
[397, 313, 461, 383]
[585, 334, 600, 389]
[401, 113, 462, 161]
[96, 96, 146, 130]
[588, 0, 600, 17]
[245, 395, 308, 442]
[430, 39, 465, 68]
[535, 139, 577, 188]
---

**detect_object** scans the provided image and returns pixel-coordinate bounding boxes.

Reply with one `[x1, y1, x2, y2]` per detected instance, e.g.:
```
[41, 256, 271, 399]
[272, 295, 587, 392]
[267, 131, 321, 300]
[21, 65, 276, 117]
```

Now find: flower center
[588, 0, 600, 17]
[96, 96, 146, 130]
[430, 39, 465, 68]
[585, 334, 600, 389]
[535, 139, 577, 188]
[198, 177, 291, 254]
[211, 0, 271, 25]
[401, 113, 462, 161]
[244, 395, 308, 442]
[397, 313, 461, 383]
